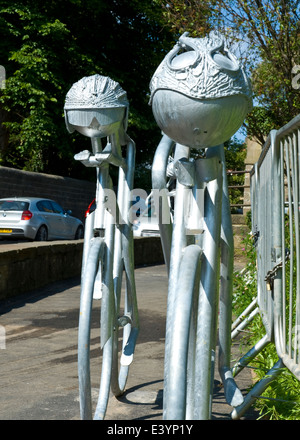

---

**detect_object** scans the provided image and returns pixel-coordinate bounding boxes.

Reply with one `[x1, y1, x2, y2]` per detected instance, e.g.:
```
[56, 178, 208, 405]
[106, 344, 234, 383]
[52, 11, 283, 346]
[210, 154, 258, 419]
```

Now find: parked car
[132, 202, 160, 237]
[132, 191, 174, 238]
[84, 196, 146, 220]
[85, 199, 96, 218]
[84, 194, 162, 237]
[0, 197, 84, 241]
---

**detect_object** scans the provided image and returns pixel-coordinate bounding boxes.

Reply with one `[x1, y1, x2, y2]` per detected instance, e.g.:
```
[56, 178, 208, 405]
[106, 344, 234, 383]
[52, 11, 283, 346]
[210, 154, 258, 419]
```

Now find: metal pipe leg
[194, 154, 223, 419]
[165, 245, 202, 420]
[152, 134, 175, 272]
[217, 145, 244, 407]
[232, 333, 270, 377]
[163, 144, 190, 418]
[231, 307, 260, 339]
[231, 359, 284, 420]
[78, 237, 105, 420]
[231, 298, 258, 331]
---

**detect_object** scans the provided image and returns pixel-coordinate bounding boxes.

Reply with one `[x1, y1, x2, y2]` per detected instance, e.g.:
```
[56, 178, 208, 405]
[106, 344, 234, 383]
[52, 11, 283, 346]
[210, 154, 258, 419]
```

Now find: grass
[232, 230, 300, 420]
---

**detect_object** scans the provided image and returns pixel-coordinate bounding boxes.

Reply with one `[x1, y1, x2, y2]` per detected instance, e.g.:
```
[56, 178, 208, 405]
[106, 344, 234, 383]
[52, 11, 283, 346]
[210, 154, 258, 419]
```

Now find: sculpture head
[64, 74, 129, 144]
[149, 32, 252, 149]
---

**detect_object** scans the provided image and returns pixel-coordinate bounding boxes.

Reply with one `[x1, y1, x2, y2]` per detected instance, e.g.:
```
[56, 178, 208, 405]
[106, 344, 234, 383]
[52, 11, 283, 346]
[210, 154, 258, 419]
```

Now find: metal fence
[227, 169, 251, 212]
[231, 114, 300, 418]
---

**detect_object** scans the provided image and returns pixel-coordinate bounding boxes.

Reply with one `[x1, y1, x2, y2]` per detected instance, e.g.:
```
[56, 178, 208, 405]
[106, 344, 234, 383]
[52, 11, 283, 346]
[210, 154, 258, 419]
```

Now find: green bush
[233, 232, 300, 420]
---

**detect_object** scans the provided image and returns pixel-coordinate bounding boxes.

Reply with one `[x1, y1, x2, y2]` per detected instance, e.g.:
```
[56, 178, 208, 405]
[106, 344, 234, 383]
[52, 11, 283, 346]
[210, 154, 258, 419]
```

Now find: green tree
[0, 5, 79, 172]
[224, 137, 247, 210]
[0, 0, 174, 186]
[156, 0, 300, 145]
[154, 0, 215, 37]
[216, 0, 300, 144]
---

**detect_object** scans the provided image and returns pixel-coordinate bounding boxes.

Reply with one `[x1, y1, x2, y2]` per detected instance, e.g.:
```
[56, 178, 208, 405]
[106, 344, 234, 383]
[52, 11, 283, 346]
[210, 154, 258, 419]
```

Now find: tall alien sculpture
[149, 32, 253, 419]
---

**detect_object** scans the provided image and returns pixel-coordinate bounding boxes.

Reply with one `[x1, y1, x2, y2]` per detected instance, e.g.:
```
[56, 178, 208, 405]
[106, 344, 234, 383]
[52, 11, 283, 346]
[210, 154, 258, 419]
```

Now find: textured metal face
[150, 32, 252, 148]
[64, 74, 128, 139]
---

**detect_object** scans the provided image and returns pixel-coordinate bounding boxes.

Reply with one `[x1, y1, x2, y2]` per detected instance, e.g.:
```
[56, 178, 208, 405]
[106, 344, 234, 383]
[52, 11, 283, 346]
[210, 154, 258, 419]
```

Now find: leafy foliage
[233, 230, 300, 420]
[155, 0, 300, 145]
[0, 0, 174, 184]
[154, 0, 215, 37]
[224, 137, 247, 210]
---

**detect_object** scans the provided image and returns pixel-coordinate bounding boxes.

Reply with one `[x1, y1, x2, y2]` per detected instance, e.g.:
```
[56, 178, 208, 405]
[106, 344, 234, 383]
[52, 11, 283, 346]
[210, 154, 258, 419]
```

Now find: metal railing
[272, 117, 300, 379]
[227, 169, 251, 211]
[231, 114, 300, 418]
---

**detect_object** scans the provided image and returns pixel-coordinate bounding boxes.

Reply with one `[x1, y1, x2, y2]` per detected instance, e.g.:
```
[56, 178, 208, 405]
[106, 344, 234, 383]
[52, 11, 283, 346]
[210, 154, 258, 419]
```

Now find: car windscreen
[0, 200, 30, 211]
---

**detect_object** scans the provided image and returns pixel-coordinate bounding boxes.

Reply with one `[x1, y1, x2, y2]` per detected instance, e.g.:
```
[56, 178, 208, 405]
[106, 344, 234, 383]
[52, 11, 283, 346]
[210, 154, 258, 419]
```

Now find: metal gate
[231, 114, 300, 418]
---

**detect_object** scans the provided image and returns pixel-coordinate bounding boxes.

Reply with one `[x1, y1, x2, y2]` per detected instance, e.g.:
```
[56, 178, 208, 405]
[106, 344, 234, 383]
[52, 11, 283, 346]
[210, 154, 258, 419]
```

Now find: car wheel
[35, 225, 48, 241]
[75, 225, 84, 239]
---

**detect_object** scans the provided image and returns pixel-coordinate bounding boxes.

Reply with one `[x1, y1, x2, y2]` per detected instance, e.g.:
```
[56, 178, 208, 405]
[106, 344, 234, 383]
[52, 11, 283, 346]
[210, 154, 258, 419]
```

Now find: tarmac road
[0, 264, 258, 421]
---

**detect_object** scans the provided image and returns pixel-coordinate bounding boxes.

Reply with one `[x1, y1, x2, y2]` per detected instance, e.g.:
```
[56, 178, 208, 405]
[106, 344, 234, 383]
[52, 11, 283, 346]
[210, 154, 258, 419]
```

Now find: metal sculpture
[150, 32, 252, 419]
[150, 31, 252, 148]
[64, 74, 139, 420]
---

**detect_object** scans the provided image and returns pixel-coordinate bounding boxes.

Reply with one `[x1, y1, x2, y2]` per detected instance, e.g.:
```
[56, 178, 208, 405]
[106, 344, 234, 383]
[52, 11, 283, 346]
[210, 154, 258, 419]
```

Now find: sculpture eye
[211, 50, 239, 72]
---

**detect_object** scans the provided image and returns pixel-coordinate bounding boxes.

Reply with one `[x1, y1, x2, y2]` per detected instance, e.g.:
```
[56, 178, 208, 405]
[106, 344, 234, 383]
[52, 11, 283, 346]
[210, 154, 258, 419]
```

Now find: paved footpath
[0, 264, 258, 421]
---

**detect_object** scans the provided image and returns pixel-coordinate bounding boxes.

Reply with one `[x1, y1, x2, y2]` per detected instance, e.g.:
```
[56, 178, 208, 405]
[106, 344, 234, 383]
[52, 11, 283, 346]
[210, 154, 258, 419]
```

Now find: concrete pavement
[0, 264, 258, 421]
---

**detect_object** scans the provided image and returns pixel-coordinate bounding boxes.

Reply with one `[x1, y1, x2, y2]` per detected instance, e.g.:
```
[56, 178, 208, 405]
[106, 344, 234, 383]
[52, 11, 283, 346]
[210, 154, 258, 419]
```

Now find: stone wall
[0, 240, 83, 300]
[243, 138, 262, 212]
[0, 166, 95, 222]
[0, 237, 165, 301]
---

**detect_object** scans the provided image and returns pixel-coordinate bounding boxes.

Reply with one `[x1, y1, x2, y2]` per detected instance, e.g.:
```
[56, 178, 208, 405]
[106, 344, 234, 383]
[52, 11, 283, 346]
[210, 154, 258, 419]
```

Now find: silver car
[132, 203, 160, 237]
[0, 197, 84, 241]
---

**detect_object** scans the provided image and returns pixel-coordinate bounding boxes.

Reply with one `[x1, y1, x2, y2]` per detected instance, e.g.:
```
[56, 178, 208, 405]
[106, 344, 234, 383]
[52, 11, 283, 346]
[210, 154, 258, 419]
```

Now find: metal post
[217, 145, 244, 407]
[150, 32, 253, 420]
[194, 152, 223, 419]
[152, 134, 175, 273]
[231, 359, 284, 420]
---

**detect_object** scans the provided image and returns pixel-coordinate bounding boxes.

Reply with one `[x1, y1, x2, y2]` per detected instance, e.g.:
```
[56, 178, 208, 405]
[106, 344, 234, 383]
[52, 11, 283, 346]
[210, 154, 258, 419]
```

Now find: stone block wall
[0, 240, 84, 300]
[0, 237, 165, 301]
[0, 166, 95, 222]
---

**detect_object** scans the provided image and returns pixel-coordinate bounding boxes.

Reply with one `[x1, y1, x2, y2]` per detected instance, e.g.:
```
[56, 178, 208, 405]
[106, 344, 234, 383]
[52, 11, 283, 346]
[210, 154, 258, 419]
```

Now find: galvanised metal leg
[78, 161, 117, 420]
[163, 178, 189, 418]
[164, 245, 202, 419]
[81, 209, 95, 284]
[217, 145, 244, 407]
[94, 335, 114, 420]
[163, 144, 190, 419]
[78, 237, 106, 420]
[231, 333, 270, 377]
[152, 134, 175, 273]
[99, 169, 115, 351]
[231, 358, 284, 420]
[111, 140, 139, 396]
[194, 154, 223, 419]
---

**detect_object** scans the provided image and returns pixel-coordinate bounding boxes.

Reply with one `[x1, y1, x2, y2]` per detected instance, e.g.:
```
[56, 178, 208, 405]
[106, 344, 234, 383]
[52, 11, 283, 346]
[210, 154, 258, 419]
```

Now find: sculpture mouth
[151, 90, 250, 149]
